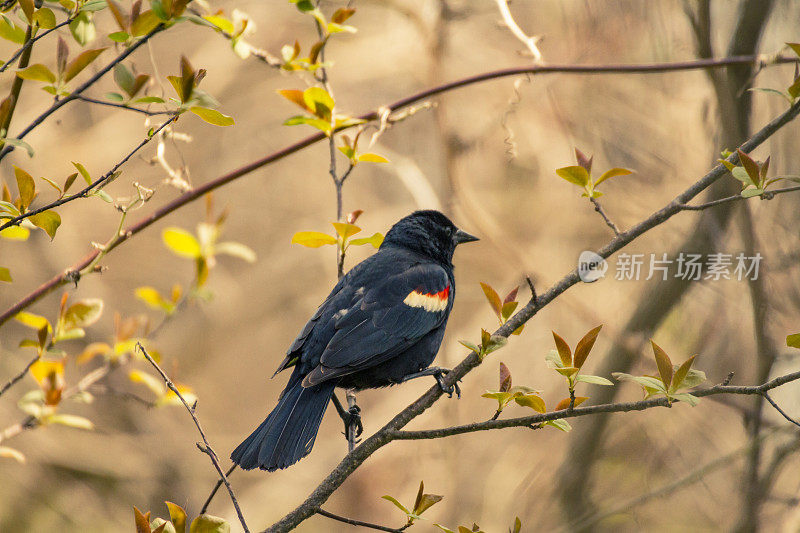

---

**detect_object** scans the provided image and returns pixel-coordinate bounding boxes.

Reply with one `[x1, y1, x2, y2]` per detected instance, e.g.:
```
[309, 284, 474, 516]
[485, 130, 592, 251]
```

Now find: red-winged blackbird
[230, 210, 478, 471]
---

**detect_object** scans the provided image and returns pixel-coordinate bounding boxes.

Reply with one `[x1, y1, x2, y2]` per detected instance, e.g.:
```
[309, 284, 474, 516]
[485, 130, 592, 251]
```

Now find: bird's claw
[341, 404, 363, 440]
[434, 369, 461, 399]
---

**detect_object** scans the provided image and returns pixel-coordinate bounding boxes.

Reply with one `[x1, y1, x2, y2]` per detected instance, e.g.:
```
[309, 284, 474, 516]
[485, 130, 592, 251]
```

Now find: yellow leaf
[77, 342, 111, 364]
[163, 227, 202, 258]
[129, 369, 165, 396]
[331, 222, 361, 240]
[15, 311, 50, 330]
[189, 107, 235, 127]
[0, 225, 29, 240]
[290, 231, 337, 248]
[555, 165, 590, 187]
[357, 153, 389, 163]
[277, 89, 311, 112]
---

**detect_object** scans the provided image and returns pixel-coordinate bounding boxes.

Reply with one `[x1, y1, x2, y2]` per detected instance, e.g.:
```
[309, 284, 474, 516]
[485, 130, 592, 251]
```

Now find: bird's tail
[230, 372, 336, 471]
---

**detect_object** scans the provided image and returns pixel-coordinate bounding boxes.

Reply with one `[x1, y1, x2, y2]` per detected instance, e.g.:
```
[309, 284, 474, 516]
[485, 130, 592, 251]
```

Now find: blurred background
[1, 0, 799, 531]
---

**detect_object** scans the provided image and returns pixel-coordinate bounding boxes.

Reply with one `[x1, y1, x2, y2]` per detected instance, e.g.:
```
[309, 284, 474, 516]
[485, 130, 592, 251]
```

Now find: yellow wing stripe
[403, 286, 450, 312]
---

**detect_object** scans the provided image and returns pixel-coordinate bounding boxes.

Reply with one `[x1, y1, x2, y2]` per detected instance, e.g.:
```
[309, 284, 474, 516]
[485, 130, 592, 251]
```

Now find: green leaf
[188, 514, 230, 533]
[64, 48, 106, 83]
[500, 300, 517, 321]
[787, 333, 800, 348]
[69, 11, 96, 45]
[670, 355, 696, 392]
[15, 166, 36, 209]
[16, 64, 56, 83]
[514, 393, 546, 413]
[545, 419, 572, 432]
[215, 241, 256, 262]
[731, 167, 756, 187]
[545, 349, 565, 369]
[573, 325, 602, 369]
[284, 115, 331, 134]
[749, 87, 793, 103]
[678, 368, 707, 389]
[18, 0, 34, 22]
[741, 188, 764, 198]
[29, 210, 61, 239]
[789, 78, 800, 100]
[650, 340, 673, 387]
[358, 153, 389, 163]
[108, 30, 129, 42]
[113, 63, 135, 95]
[349, 232, 384, 248]
[2, 138, 34, 157]
[594, 167, 632, 186]
[189, 107, 235, 127]
[788, 43, 800, 58]
[130, 10, 160, 37]
[556, 165, 590, 187]
[458, 340, 480, 353]
[105, 92, 125, 102]
[72, 161, 92, 185]
[552, 332, 572, 367]
[133, 96, 165, 104]
[0, 16, 26, 44]
[612, 372, 668, 393]
[291, 231, 337, 248]
[0, 266, 11, 282]
[575, 374, 614, 386]
[39, 176, 62, 195]
[34, 8, 57, 29]
[671, 392, 700, 406]
[163, 228, 202, 258]
[381, 495, 410, 515]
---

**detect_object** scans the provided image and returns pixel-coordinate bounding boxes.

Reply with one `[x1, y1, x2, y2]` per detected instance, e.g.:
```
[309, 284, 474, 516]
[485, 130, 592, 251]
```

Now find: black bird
[230, 210, 478, 471]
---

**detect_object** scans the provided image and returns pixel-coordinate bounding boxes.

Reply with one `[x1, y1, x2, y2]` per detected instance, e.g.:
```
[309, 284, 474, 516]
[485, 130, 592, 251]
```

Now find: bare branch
[495, 0, 543, 63]
[1, 56, 798, 327]
[764, 392, 800, 429]
[589, 197, 621, 235]
[0, 116, 177, 232]
[317, 508, 410, 532]
[679, 184, 800, 210]
[73, 95, 175, 116]
[0, 355, 39, 399]
[136, 343, 250, 533]
[0, 24, 167, 162]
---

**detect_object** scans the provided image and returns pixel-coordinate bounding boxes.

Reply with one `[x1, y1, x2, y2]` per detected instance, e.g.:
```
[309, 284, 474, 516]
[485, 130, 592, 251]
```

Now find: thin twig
[589, 197, 621, 235]
[136, 343, 250, 533]
[0, 24, 167, 162]
[73, 95, 175, 116]
[0, 116, 177, 232]
[0, 355, 39, 399]
[763, 392, 800, 429]
[317, 508, 410, 532]
[200, 464, 237, 515]
[495, 0, 543, 63]
[679, 184, 800, 210]
[1, 56, 798, 327]
[0, 18, 74, 73]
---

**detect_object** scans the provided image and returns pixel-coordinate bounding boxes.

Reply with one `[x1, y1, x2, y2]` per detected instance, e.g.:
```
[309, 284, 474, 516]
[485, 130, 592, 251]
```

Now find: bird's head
[381, 210, 478, 264]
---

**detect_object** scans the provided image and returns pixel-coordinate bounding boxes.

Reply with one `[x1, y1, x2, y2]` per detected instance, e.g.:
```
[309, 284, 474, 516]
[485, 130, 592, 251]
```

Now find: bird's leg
[401, 367, 461, 398]
[330, 392, 363, 442]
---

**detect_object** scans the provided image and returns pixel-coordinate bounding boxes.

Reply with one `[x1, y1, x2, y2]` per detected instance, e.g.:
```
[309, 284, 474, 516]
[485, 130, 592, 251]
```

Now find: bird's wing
[302, 262, 451, 386]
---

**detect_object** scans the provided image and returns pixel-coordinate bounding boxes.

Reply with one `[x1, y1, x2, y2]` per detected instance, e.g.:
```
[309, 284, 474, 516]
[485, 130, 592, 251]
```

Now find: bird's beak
[454, 229, 479, 245]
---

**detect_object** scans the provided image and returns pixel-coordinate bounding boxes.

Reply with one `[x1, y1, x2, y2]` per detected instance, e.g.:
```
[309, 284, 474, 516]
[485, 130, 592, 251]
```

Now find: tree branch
[136, 343, 250, 533]
[72, 95, 175, 116]
[0, 354, 39, 399]
[263, 99, 800, 531]
[678, 184, 800, 210]
[0, 116, 177, 232]
[0, 24, 167, 162]
[589, 197, 621, 235]
[317, 508, 410, 532]
[0, 18, 74, 73]
[1, 56, 797, 327]
[390, 371, 800, 441]
[763, 392, 800, 429]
